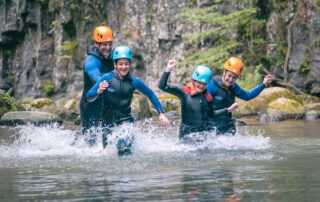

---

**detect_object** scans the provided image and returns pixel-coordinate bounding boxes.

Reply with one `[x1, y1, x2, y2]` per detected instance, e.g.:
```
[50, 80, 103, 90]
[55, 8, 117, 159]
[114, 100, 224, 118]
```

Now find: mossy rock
[158, 94, 181, 114]
[55, 98, 68, 108]
[266, 98, 304, 120]
[236, 87, 303, 116]
[303, 103, 320, 112]
[305, 110, 320, 120]
[30, 98, 53, 109]
[0, 111, 62, 125]
[131, 92, 152, 119]
[298, 94, 320, 105]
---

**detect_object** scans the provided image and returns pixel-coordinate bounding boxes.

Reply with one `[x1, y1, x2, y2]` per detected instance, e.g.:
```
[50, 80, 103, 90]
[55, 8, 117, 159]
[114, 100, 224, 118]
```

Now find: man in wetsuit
[80, 26, 114, 144]
[159, 60, 213, 144]
[87, 46, 169, 154]
[207, 57, 273, 135]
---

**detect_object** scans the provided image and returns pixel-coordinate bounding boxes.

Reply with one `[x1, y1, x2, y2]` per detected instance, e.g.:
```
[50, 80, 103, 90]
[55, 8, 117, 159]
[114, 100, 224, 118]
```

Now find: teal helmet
[192, 65, 212, 84]
[113, 46, 132, 61]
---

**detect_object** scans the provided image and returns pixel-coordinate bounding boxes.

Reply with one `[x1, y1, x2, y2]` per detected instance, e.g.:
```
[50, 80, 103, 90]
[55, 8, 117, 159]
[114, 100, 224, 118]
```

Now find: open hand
[165, 59, 176, 72]
[97, 80, 109, 94]
[263, 75, 273, 87]
[159, 113, 170, 126]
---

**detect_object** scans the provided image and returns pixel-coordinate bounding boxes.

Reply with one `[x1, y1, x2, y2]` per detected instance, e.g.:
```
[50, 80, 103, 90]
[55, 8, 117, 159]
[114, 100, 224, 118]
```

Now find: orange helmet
[93, 26, 114, 42]
[224, 57, 243, 76]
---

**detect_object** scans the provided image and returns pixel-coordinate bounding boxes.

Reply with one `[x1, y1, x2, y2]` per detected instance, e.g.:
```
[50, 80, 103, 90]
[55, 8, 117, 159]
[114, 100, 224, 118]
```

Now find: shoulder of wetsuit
[182, 86, 191, 94]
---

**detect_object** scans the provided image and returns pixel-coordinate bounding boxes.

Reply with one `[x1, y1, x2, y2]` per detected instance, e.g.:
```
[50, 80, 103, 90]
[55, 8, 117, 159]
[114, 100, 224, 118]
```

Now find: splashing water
[0, 120, 271, 160]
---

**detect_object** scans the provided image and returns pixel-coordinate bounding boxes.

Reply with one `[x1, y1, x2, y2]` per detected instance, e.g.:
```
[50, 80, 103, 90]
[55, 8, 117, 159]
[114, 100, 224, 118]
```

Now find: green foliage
[179, 0, 266, 80]
[57, 40, 77, 63]
[277, 40, 287, 68]
[314, 0, 320, 11]
[49, 20, 58, 33]
[1, 89, 18, 112]
[43, 80, 55, 96]
[237, 65, 262, 91]
[274, 0, 289, 11]
[298, 49, 311, 76]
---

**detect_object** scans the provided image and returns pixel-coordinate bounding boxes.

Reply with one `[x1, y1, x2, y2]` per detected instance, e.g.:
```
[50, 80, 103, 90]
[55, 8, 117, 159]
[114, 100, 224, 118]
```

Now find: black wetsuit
[207, 76, 265, 135]
[80, 46, 114, 135]
[159, 72, 213, 142]
[87, 70, 164, 148]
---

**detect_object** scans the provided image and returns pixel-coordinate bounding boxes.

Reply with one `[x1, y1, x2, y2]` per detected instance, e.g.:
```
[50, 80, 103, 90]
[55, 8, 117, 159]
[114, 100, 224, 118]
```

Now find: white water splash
[0, 121, 271, 159]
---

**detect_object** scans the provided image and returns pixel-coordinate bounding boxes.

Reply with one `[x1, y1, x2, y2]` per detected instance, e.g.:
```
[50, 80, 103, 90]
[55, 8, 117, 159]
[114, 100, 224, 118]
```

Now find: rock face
[1, 0, 319, 103]
[0, 111, 62, 125]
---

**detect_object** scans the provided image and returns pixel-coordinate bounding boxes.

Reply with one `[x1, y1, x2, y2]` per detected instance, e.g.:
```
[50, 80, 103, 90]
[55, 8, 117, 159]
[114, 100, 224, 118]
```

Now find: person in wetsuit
[158, 59, 213, 144]
[207, 57, 273, 135]
[80, 26, 114, 144]
[87, 46, 169, 155]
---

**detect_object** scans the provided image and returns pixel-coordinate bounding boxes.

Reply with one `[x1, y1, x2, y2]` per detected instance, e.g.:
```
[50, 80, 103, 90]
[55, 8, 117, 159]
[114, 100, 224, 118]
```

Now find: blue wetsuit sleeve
[86, 73, 114, 101]
[132, 77, 164, 114]
[206, 80, 218, 95]
[234, 82, 265, 101]
[84, 56, 103, 82]
[158, 72, 185, 99]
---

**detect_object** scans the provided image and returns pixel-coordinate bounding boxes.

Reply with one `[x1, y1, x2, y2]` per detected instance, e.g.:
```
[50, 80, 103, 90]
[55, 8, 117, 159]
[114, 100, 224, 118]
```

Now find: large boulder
[260, 98, 304, 122]
[0, 111, 62, 125]
[236, 87, 303, 116]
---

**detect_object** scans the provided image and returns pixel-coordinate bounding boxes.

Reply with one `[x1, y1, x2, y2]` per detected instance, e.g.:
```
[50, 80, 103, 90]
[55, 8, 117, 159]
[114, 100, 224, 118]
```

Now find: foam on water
[0, 121, 271, 159]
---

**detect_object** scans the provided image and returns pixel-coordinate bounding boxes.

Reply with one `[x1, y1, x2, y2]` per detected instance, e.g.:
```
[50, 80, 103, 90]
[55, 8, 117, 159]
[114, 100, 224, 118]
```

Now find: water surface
[0, 118, 319, 201]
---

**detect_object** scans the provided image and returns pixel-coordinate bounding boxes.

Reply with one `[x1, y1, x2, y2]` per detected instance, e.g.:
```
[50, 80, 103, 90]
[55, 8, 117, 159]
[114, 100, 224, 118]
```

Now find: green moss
[277, 40, 287, 68]
[268, 98, 303, 114]
[31, 98, 53, 109]
[57, 40, 77, 63]
[298, 47, 311, 77]
[43, 80, 54, 96]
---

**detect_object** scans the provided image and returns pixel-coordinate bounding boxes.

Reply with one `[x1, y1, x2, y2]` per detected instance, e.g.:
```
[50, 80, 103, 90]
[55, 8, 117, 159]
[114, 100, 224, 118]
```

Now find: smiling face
[222, 70, 238, 87]
[115, 58, 131, 78]
[192, 80, 208, 92]
[95, 41, 112, 59]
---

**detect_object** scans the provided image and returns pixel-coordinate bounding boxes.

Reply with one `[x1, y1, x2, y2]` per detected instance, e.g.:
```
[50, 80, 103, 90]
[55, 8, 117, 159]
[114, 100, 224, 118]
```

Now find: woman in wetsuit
[87, 46, 169, 155]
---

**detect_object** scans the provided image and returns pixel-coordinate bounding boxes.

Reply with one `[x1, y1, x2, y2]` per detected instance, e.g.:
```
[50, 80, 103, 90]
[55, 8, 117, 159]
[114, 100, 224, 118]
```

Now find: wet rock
[158, 94, 181, 114]
[305, 110, 320, 120]
[0, 111, 62, 125]
[236, 87, 302, 116]
[131, 92, 152, 120]
[303, 103, 320, 111]
[262, 98, 304, 121]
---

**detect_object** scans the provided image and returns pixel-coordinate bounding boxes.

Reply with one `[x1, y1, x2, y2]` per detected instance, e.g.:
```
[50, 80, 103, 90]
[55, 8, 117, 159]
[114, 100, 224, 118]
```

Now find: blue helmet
[113, 46, 133, 61]
[192, 65, 212, 84]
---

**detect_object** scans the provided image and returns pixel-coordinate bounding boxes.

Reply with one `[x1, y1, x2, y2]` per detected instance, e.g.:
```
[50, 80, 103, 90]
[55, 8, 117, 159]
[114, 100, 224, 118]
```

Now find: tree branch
[260, 65, 306, 95]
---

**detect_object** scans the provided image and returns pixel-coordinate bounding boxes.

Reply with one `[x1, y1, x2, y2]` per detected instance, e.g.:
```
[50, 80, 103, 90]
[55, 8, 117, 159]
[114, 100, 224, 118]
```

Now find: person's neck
[222, 78, 229, 91]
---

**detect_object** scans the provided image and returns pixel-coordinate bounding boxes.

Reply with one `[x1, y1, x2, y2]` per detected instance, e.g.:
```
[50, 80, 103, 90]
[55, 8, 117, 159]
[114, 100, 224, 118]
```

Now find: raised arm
[158, 59, 185, 99]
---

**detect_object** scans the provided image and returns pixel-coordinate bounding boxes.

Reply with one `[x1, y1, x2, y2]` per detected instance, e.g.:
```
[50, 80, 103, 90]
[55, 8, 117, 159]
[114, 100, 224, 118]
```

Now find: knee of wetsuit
[116, 138, 132, 156]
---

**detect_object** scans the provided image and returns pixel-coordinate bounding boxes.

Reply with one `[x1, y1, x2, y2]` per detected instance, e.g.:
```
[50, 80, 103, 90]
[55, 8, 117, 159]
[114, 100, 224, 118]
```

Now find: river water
[0, 118, 319, 201]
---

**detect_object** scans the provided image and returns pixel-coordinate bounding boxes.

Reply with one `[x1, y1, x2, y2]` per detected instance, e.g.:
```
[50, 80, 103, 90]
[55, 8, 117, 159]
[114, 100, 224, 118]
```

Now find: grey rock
[0, 111, 63, 125]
